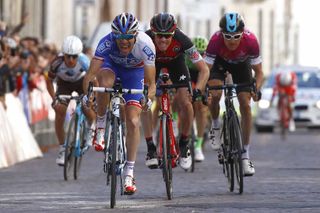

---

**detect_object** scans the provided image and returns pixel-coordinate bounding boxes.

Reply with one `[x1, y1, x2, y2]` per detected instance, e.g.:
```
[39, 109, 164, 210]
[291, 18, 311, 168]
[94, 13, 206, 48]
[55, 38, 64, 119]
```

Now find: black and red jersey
[145, 28, 201, 64]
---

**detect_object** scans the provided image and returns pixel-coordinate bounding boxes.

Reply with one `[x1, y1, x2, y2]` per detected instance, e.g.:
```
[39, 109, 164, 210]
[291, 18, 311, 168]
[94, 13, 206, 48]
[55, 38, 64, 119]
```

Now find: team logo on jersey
[97, 42, 107, 53]
[189, 49, 200, 61]
[173, 46, 180, 52]
[143, 46, 155, 61]
[179, 74, 187, 81]
[105, 40, 111, 48]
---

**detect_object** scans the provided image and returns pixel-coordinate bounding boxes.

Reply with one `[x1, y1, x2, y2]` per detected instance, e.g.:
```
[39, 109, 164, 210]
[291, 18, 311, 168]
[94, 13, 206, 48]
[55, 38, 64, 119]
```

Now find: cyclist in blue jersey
[47, 35, 95, 166]
[83, 13, 156, 195]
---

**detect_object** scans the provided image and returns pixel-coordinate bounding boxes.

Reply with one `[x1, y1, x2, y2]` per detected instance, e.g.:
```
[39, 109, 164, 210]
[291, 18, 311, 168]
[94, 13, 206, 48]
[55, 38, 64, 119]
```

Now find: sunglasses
[154, 32, 174, 39]
[222, 32, 243, 40]
[65, 54, 78, 59]
[113, 33, 136, 40]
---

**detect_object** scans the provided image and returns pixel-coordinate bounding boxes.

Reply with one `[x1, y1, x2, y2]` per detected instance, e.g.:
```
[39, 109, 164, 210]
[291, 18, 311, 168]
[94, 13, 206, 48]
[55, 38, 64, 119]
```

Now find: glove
[256, 90, 262, 101]
[155, 79, 163, 97]
[140, 98, 153, 111]
[192, 89, 202, 102]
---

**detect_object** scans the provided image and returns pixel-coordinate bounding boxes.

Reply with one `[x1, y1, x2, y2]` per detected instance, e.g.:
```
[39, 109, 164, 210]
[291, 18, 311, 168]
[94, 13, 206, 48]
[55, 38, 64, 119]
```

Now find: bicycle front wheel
[110, 116, 119, 208]
[229, 114, 244, 194]
[161, 115, 173, 200]
[64, 115, 76, 181]
[222, 114, 234, 192]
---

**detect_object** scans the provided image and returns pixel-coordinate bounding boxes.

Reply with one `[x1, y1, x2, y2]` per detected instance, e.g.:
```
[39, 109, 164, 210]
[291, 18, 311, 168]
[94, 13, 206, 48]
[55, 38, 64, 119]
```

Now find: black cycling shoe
[145, 150, 158, 169]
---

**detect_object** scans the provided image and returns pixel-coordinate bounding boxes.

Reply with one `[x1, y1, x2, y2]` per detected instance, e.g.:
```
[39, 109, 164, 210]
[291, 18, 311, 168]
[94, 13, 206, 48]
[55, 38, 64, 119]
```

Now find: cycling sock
[195, 137, 203, 149]
[212, 118, 220, 128]
[242, 144, 250, 159]
[96, 114, 106, 129]
[146, 137, 156, 152]
[124, 161, 135, 177]
[172, 111, 178, 121]
[179, 134, 189, 148]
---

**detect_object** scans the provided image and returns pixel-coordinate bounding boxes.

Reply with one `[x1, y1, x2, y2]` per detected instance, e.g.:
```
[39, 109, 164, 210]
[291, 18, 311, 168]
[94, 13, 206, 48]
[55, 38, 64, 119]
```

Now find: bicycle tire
[110, 116, 118, 208]
[222, 114, 234, 192]
[74, 118, 86, 180]
[189, 125, 196, 172]
[229, 113, 244, 194]
[161, 115, 173, 200]
[64, 115, 76, 181]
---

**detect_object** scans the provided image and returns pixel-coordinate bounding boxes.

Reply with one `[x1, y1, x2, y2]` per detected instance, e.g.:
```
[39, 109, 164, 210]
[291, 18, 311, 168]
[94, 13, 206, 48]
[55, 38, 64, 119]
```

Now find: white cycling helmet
[279, 72, 293, 86]
[62, 35, 83, 55]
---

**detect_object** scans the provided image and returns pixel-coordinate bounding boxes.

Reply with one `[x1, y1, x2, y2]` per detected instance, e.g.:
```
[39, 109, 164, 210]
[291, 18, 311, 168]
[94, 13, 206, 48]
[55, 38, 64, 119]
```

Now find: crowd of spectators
[0, 14, 58, 111]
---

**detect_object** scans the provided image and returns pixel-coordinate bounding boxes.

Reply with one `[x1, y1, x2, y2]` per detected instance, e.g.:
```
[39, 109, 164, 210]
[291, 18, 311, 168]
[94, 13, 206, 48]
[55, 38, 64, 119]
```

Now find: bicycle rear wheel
[64, 115, 76, 181]
[161, 115, 173, 200]
[229, 114, 244, 194]
[74, 119, 86, 180]
[110, 116, 119, 208]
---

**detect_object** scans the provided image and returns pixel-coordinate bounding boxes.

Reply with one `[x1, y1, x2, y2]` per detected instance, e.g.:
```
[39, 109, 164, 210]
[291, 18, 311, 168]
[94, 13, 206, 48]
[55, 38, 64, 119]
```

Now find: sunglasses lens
[224, 34, 232, 40]
[114, 33, 135, 40]
[234, 34, 241, 39]
[66, 54, 78, 59]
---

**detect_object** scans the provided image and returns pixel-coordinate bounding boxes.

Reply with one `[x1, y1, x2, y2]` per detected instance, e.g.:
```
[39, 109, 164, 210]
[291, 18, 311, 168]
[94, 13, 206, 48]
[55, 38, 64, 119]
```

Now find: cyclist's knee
[126, 116, 140, 130]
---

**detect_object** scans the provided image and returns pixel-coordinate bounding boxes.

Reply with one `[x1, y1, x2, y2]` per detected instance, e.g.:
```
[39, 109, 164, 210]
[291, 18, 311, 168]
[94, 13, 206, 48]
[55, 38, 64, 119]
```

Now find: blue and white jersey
[94, 31, 155, 68]
[49, 53, 90, 82]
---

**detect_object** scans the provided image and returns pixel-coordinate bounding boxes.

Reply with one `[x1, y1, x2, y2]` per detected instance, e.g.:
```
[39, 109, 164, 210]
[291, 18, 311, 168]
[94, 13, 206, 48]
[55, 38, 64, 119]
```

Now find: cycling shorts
[156, 55, 190, 84]
[55, 77, 84, 106]
[101, 58, 144, 107]
[209, 56, 253, 93]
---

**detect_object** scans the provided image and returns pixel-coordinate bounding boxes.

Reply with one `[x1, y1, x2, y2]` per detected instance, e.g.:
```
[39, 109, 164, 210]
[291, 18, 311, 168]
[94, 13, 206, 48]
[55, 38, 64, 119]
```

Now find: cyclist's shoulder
[242, 29, 259, 43]
[50, 54, 64, 72]
[78, 53, 90, 70]
[173, 28, 193, 47]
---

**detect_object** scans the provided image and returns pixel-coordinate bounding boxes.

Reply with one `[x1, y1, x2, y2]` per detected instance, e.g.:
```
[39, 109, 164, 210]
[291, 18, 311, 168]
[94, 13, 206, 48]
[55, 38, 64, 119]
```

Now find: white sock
[124, 161, 135, 177]
[242, 144, 250, 159]
[96, 115, 106, 129]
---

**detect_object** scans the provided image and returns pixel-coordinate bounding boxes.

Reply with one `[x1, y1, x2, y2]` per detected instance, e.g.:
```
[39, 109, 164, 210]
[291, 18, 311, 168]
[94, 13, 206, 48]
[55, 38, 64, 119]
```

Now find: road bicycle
[88, 81, 145, 208]
[278, 93, 290, 139]
[59, 94, 90, 181]
[204, 80, 256, 194]
[156, 72, 192, 199]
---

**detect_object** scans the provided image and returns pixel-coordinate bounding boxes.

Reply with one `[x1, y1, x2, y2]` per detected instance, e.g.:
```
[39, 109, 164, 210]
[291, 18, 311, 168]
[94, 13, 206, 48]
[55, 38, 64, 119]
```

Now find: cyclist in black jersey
[142, 13, 209, 170]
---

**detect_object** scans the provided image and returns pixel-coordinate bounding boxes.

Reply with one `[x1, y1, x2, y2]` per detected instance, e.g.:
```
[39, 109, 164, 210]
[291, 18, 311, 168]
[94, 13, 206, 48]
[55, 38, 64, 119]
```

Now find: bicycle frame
[90, 83, 144, 208]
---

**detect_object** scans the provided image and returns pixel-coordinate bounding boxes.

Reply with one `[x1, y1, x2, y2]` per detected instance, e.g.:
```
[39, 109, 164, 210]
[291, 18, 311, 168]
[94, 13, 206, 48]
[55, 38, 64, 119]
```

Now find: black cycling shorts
[156, 55, 190, 84]
[209, 56, 253, 93]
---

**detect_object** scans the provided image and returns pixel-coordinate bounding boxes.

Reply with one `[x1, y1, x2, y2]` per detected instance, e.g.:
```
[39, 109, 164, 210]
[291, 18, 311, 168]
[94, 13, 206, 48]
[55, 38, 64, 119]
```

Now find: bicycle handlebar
[203, 81, 256, 105]
[91, 86, 144, 94]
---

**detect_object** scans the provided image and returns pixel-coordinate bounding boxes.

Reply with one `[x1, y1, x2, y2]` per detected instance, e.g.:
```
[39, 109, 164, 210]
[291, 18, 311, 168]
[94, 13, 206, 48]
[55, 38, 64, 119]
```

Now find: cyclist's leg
[120, 66, 144, 194]
[141, 109, 158, 169]
[53, 79, 73, 165]
[207, 78, 223, 150]
[167, 60, 193, 169]
[231, 60, 255, 176]
[193, 101, 208, 160]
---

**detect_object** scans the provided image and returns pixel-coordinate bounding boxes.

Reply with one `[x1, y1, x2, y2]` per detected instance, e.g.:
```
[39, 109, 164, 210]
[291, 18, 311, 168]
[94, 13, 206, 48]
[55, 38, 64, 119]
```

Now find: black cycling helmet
[150, 12, 177, 33]
[219, 13, 245, 33]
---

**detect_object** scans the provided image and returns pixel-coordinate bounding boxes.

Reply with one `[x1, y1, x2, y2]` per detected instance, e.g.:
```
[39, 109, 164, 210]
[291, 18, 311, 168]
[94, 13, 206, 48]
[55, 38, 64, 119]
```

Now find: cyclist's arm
[194, 60, 209, 90]
[251, 63, 263, 90]
[83, 58, 103, 94]
[144, 64, 156, 99]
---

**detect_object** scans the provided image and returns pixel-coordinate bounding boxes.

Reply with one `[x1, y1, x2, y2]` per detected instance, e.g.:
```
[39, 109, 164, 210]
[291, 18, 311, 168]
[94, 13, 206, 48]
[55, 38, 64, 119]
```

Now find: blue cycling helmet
[219, 13, 245, 33]
[111, 13, 139, 34]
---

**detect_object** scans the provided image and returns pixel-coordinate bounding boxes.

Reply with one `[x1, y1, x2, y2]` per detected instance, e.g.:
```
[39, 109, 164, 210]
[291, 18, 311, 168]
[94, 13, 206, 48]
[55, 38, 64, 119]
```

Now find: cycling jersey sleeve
[94, 34, 112, 61]
[245, 31, 262, 65]
[78, 53, 90, 71]
[48, 56, 63, 80]
[204, 31, 220, 65]
[176, 29, 202, 64]
[138, 32, 156, 66]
